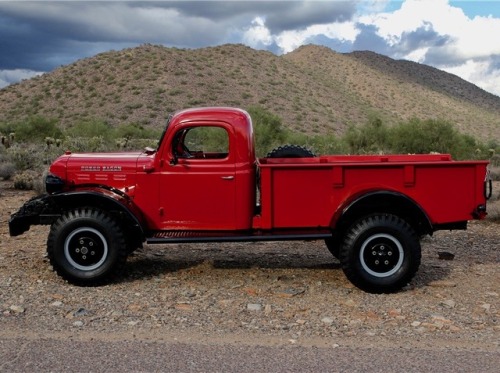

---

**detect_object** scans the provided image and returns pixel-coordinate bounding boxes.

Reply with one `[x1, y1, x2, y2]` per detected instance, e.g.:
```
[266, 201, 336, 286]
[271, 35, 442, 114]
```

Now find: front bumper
[9, 194, 51, 236]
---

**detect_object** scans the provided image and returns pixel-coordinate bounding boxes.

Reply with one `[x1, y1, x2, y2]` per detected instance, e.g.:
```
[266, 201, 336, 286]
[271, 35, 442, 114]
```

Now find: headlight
[45, 174, 65, 194]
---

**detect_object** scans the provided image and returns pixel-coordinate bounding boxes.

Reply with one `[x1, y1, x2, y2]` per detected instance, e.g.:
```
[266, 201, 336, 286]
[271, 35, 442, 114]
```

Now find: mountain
[0, 44, 498, 141]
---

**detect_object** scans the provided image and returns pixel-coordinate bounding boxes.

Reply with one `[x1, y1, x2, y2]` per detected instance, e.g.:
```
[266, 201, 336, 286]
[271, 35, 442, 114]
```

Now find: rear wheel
[325, 237, 340, 259]
[340, 214, 421, 293]
[47, 208, 127, 286]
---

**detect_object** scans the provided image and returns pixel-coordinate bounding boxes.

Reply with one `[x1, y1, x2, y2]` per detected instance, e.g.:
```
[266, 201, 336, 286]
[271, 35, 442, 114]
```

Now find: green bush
[14, 116, 63, 142]
[66, 119, 113, 141]
[344, 116, 390, 154]
[247, 106, 287, 157]
[113, 123, 159, 140]
[388, 119, 488, 160]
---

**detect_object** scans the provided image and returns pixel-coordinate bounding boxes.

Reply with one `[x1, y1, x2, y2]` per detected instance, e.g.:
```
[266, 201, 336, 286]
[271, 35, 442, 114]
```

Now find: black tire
[47, 208, 127, 286]
[325, 237, 340, 259]
[339, 214, 421, 293]
[266, 145, 315, 158]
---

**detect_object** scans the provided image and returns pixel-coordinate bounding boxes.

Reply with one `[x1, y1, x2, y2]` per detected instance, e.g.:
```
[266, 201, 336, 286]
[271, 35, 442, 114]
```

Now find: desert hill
[0, 44, 498, 142]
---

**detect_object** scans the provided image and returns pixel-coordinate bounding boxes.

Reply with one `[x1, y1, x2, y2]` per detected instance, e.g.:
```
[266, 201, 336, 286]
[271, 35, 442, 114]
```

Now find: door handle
[221, 176, 234, 180]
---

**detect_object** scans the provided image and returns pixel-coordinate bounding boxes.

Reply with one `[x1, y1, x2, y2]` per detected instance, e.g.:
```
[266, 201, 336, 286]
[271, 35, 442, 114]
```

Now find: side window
[173, 126, 229, 159]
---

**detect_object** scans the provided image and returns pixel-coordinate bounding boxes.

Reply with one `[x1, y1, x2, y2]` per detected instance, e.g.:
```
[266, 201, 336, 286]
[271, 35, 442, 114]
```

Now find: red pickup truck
[9, 107, 491, 293]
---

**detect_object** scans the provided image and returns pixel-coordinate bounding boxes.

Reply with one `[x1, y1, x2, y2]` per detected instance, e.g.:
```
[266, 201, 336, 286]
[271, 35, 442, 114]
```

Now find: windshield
[157, 114, 173, 151]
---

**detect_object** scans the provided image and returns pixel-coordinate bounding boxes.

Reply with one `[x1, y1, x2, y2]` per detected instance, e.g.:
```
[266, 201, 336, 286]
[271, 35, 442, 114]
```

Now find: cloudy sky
[1, 0, 500, 96]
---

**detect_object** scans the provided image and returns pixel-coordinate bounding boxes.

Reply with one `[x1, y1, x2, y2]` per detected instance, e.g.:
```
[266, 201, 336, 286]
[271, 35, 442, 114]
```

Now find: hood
[50, 150, 154, 192]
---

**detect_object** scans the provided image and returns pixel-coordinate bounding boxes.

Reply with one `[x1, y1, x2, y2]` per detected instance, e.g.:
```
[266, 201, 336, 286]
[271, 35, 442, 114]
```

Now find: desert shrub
[344, 116, 390, 154]
[285, 132, 347, 156]
[63, 136, 110, 152]
[33, 170, 48, 195]
[6, 144, 43, 171]
[13, 170, 38, 190]
[14, 116, 63, 142]
[113, 123, 159, 140]
[490, 154, 500, 167]
[124, 138, 158, 150]
[66, 119, 113, 142]
[489, 166, 500, 181]
[247, 106, 287, 157]
[388, 119, 487, 160]
[0, 162, 16, 180]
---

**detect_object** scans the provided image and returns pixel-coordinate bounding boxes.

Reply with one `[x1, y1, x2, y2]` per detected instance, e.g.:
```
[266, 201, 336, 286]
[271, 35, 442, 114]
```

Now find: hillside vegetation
[0, 44, 499, 142]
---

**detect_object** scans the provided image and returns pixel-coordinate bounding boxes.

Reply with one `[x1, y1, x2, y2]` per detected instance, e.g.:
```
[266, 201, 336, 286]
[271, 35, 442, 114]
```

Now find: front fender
[9, 187, 146, 244]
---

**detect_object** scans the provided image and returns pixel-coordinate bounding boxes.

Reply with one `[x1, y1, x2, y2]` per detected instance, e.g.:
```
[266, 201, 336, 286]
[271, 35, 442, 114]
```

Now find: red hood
[50, 151, 154, 192]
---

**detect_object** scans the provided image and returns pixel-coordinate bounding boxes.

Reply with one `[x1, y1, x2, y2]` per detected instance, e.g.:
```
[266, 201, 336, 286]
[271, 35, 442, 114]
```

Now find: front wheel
[340, 214, 421, 293]
[47, 208, 127, 286]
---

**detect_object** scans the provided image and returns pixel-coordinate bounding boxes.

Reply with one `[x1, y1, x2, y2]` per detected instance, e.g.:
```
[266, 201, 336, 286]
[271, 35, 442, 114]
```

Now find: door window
[173, 126, 229, 160]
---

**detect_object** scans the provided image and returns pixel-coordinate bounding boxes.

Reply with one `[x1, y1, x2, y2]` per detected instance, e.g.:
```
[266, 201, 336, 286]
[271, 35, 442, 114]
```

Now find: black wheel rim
[64, 227, 108, 271]
[360, 233, 404, 277]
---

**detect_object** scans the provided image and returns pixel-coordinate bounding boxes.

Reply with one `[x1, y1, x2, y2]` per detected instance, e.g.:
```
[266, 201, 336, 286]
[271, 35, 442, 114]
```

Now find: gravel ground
[0, 183, 499, 352]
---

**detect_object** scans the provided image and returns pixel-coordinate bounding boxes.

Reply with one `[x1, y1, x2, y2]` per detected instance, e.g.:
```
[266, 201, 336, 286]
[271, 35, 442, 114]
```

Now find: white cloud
[242, 17, 273, 49]
[0, 0, 499, 97]
[276, 22, 359, 53]
[442, 59, 500, 96]
[363, 0, 500, 60]
[0, 69, 43, 88]
[354, 0, 500, 96]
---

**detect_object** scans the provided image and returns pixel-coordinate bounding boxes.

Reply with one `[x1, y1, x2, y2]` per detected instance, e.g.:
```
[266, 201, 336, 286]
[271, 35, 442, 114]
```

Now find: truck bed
[255, 154, 489, 230]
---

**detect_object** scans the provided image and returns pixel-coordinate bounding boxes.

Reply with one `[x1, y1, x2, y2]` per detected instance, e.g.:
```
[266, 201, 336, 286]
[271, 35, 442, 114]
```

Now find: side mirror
[170, 154, 178, 165]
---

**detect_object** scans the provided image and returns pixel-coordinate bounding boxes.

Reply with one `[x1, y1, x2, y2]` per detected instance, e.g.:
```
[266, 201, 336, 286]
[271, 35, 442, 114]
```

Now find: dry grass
[0, 44, 499, 141]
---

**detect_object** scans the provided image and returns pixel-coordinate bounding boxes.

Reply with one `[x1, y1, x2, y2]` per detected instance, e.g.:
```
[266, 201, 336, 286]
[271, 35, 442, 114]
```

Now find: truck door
[159, 124, 236, 230]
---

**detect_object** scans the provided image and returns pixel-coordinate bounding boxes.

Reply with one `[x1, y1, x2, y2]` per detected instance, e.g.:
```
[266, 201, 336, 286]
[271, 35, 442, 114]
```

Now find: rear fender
[331, 191, 433, 236]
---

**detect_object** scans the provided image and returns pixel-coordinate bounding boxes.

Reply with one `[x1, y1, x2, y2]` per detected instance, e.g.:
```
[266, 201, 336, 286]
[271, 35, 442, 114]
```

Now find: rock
[128, 304, 142, 312]
[388, 308, 401, 317]
[73, 308, 89, 317]
[437, 251, 455, 260]
[175, 303, 193, 311]
[427, 280, 457, 288]
[431, 315, 452, 324]
[480, 303, 491, 312]
[321, 317, 334, 325]
[275, 288, 305, 298]
[247, 303, 262, 311]
[243, 288, 258, 296]
[50, 301, 63, 307]
[73, 321, 84, 327]
[440, 299, 456, 308]
[9, 305, 25, 313]
[449, 325, 461, 332]
[343, 299, 356, 307]
[411, 321, 422, 327]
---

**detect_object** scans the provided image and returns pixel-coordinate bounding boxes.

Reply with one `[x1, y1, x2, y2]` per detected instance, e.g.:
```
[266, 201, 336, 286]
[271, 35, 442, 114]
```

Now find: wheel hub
[360, 233, 404, 278]
[64, 227, 108, 271]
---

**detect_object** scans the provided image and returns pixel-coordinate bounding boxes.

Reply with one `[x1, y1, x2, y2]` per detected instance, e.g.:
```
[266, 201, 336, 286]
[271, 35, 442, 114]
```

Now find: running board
[146, 229, 332, 244]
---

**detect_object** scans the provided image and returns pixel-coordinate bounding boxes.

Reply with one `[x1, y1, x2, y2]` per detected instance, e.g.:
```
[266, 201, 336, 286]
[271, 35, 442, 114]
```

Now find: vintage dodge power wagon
[9, 107, 491, 293]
